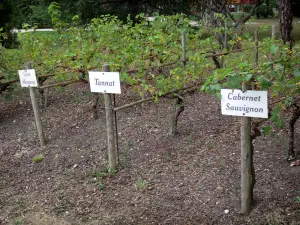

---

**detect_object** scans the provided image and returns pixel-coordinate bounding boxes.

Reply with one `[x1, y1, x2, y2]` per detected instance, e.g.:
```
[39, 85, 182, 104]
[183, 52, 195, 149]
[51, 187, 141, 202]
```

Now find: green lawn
[244, 17, 300, 41]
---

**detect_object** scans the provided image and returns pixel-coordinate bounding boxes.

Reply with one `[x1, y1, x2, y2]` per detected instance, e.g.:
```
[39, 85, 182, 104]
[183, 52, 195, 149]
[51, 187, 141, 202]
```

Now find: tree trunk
[288, 104, 300, 160]
[279, 0, 293, 47]
[92, 93, 100, 120]
[169, 97, 184, 136]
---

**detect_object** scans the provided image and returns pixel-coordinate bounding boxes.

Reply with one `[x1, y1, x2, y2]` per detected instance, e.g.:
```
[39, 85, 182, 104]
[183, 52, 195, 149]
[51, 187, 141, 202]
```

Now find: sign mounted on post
[89, 71, 121, 94]
[221, 89, 268, 118]
[18, 69, 38, 87]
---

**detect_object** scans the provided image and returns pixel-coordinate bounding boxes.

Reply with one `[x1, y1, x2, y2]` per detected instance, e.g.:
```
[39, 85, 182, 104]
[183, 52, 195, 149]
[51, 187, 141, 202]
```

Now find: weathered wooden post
[224, 20, 228, 50]
[113, 94, 119, 164]
[89, 65, 121, 171]
[102, 64, 117, 171]
[270, 25, 276, 60]
[221, 72, 268, 214]
[271, 25, 276, 39]
[255, 29, 259, 67]
[240, 83, 252, 214]
[181, 31, 187, 67]
[25, 62, 46, 147]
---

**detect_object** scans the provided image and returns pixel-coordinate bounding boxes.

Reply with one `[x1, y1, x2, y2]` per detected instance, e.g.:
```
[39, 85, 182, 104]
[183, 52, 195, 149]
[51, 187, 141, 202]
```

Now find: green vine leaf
[257, 75, 272, 89]
[226, 76, 244, 89]
[262, 126, 272, 135]
[293, 69, 300, 77]
[270, 44, 279, 54]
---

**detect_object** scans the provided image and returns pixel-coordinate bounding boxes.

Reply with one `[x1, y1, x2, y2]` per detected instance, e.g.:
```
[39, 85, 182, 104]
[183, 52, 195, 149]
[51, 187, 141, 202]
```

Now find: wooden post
[271, 25, 276, 39]
[25, 62, 46, 147]
[181, 31, 187, 67]
[270, 25, 276, 60]
[103, 64, 117, 171]
[241, 84, 252, 214]
[224, 20, 228, 49]
[255, 29, 259, 67]
[113, 94, 119, 164]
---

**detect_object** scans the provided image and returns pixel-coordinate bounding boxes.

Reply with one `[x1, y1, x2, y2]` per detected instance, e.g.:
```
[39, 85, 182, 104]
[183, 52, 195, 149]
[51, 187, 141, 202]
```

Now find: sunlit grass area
[245, 17, 300, 41]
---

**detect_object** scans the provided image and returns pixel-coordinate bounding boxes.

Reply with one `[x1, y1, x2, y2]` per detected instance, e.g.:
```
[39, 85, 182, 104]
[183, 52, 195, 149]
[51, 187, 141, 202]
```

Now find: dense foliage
[0, 1, 299, 157]
[2, 13, 299, 107]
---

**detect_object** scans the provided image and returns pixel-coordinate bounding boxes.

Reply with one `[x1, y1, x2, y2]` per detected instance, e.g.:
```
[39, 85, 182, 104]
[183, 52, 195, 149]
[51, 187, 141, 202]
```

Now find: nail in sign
[89, 71, 121, 94]
[221, 89, 268, 118]
[18, 69, 38, 87]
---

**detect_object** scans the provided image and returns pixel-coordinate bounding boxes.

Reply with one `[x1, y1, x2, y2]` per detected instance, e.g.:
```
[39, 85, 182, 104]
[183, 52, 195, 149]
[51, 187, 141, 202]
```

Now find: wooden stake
[271, 25, 276, 39]
[113, 94, 119, 164]
[270, 25, 276, 60]
[181, 31, 187, 67]
[255, 29, 259, 67]
[241, 84, 252, 214]
[25, 62, 46, 147]
[103, 64, 117, 171]
[224, 20, 228, 49]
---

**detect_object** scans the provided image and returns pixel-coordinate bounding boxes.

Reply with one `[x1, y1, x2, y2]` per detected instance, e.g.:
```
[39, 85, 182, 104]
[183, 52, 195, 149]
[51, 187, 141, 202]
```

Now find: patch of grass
[135, 179, 149, 190]
[53, 203, 67, 215]
[13, 218, 26, 225]
[97, 182, 105, 190]
[188, 134, 193, 146]
[5, 200, 28, 223]
[32, 154, 44, 163]
[93, 167, 117, 179]
[206, 142, 214, 150]
[109, 168, 117, 176]
[265, 211, 285, 225]
[94, 170, 107, 179]
[296, 196, 300, 203]
[243, 17, 300, 41]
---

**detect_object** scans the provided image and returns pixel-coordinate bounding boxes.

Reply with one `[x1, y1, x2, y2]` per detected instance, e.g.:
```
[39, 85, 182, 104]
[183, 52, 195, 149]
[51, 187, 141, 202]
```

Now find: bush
[257, 3, 270, 18]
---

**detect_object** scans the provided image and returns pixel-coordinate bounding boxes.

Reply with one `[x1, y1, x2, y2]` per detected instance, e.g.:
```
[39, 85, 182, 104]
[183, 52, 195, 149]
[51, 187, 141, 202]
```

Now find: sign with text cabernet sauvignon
[221, 89, 268, 118]
[89, 71, 121, 94]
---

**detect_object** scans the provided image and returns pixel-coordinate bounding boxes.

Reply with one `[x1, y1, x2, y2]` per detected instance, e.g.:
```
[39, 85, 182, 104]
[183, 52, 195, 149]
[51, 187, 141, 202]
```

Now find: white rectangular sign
[18, 69, 38, 87]
[89, 71, 121, 94]
[221, 89, 268, 118]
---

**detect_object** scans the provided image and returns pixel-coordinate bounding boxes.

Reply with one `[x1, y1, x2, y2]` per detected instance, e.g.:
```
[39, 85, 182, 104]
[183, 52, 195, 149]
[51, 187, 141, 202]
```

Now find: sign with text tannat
[221, 89, 268, 118]
[18, 69, 38, 87]
[89, 71, 121, 94]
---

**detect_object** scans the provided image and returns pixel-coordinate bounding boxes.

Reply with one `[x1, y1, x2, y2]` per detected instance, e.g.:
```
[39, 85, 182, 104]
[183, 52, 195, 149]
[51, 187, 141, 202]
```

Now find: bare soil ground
[0, 84, 300, 225]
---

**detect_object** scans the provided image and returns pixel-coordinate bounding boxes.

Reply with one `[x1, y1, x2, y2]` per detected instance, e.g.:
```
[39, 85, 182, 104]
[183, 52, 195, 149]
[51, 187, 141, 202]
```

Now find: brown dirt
[0, 84, 300, 225]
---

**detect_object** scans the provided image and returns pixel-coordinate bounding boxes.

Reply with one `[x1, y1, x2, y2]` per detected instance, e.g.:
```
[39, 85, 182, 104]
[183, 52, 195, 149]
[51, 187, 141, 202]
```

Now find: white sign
[221, 89, 268, 118]
[89, 71, 121, 94]
[18, 69, 38, 87]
